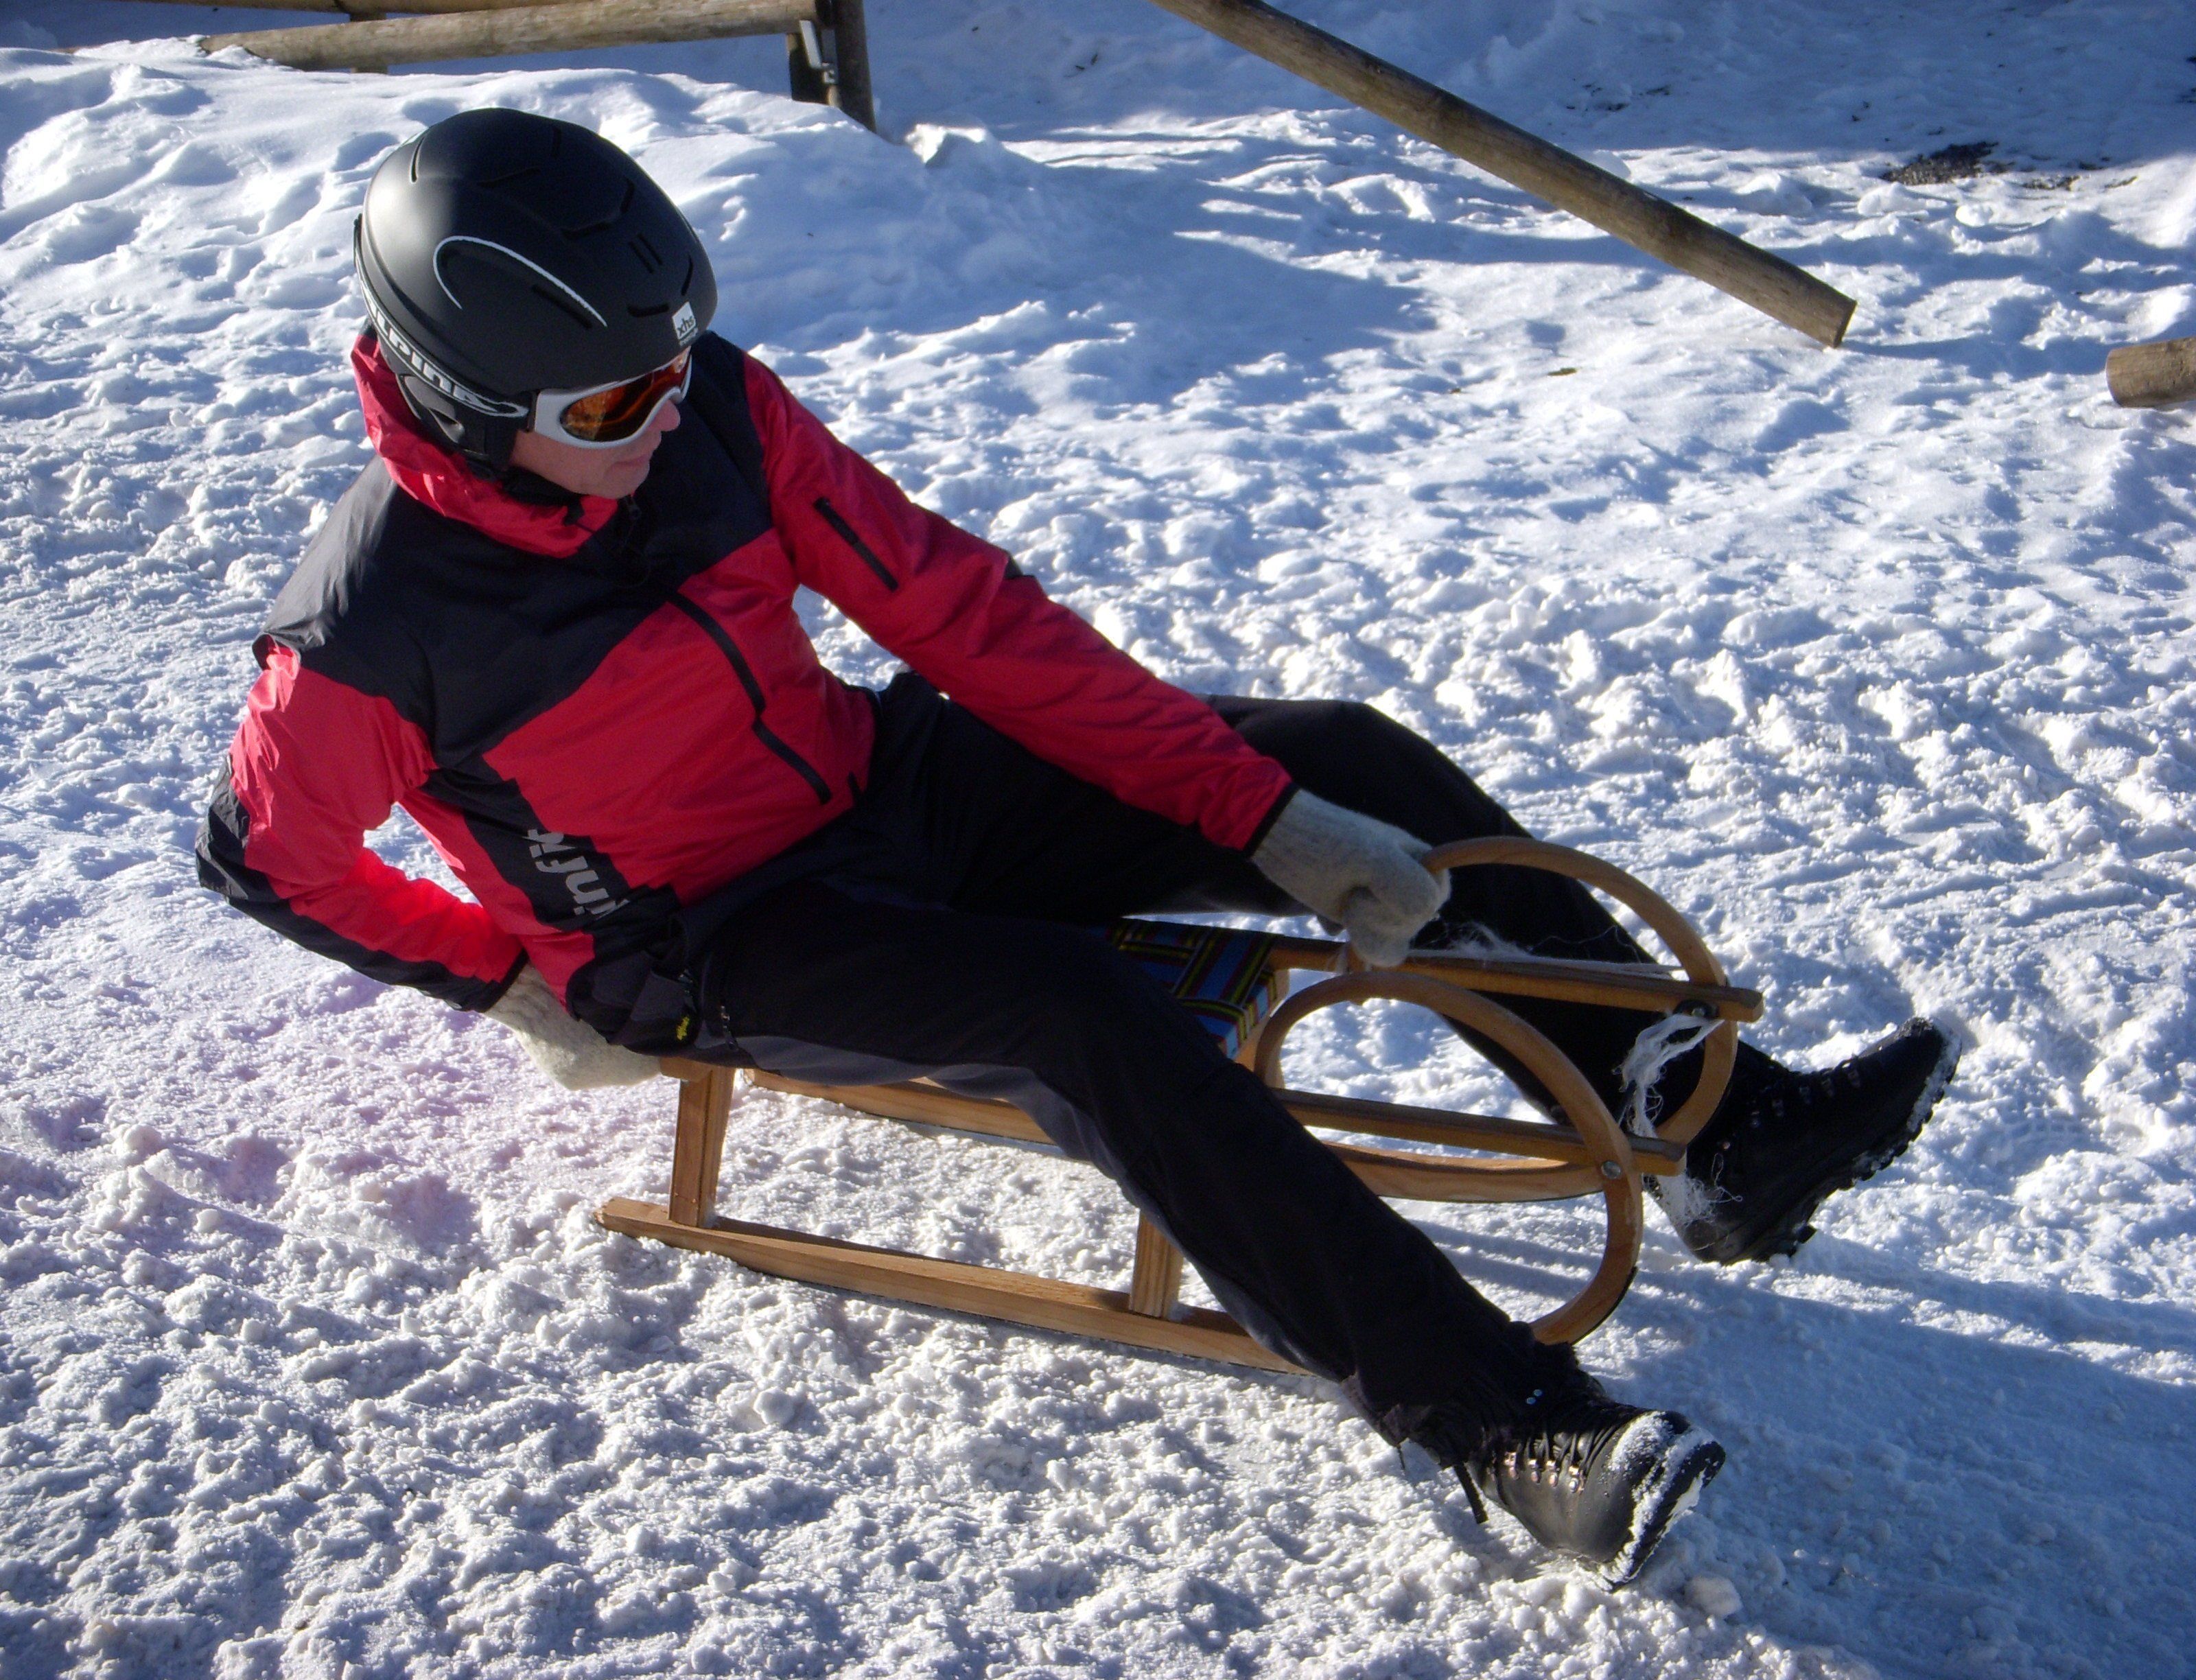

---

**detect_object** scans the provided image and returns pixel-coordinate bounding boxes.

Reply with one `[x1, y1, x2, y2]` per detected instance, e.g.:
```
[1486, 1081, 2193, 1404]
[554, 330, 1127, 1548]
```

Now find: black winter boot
[1657, 1018, 1959, 1263]
[1407, 1384, 1725, 1589]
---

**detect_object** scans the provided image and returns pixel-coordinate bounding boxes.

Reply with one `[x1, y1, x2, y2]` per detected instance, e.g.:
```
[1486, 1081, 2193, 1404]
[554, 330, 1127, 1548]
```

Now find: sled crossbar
[600, 837, 1752, 1360]
[1275, 937, 1762, 1020]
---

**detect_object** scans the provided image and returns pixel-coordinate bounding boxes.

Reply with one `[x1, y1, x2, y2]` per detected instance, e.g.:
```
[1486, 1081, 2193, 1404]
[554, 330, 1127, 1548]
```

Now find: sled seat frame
[597, 838, 1762, 1366]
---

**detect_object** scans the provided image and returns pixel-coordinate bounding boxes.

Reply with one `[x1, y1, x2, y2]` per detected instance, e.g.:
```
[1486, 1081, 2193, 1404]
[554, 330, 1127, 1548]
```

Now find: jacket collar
[351, 334, 619, 559]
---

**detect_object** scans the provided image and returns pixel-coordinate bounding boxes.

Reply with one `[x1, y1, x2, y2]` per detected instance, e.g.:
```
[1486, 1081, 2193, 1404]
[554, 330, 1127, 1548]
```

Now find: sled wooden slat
[597, 1198, 1297, 1371]
[1275, 1088, 1687, 1172]
[745, 1071, 1050, 1142]
[748, 1072, 1597, 1202]
[1265, 940, 1762, 1022]
[1403, 954, 1758, 1019]
[745, 1070, 1687, 1178]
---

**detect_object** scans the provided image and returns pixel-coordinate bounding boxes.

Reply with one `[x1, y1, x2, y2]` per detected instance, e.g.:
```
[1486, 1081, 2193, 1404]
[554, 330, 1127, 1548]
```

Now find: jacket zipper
[664, 594, 833, 804]
[815, 497, 897, 591]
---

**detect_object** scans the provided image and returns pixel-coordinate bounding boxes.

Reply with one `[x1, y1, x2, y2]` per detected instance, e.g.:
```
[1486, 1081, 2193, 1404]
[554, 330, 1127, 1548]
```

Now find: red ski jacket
[198, 334, 1294, 1042]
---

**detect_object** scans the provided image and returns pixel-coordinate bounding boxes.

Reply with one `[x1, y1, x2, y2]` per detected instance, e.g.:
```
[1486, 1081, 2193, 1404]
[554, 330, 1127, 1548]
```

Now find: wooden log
[1138, 0, 1856, 347]
[2107, 336, 2196, 409]
[204, 0, 817, 71]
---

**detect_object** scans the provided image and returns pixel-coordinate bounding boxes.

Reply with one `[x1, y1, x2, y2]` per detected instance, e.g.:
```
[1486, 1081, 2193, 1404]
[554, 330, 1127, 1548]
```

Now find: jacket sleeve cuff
[1238, 782, 1299, 858]
[474, 950, 531, 1013]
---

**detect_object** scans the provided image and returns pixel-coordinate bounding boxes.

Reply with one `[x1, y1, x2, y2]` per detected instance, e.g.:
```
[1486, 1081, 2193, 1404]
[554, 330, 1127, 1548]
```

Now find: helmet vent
[630, 231, 663, 272]
[629, 301, 670, 318]
[479, 165, 541, 190]
[563, 180, 636, 238]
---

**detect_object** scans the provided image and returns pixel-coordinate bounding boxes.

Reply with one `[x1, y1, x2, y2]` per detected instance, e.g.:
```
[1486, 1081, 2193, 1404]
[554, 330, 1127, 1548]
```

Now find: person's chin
[600, 459, 655, 496]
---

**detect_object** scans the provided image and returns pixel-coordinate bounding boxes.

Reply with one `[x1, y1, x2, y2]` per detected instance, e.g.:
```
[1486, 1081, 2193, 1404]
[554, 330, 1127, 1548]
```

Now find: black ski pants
[688, 675, 1671, 1440]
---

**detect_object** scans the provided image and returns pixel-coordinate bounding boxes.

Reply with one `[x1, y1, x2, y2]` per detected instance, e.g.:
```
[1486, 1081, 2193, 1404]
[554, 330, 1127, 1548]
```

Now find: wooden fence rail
[133, 0, 593, 12]
[137, 0, 876, 128]
[200, 0, 813, 73]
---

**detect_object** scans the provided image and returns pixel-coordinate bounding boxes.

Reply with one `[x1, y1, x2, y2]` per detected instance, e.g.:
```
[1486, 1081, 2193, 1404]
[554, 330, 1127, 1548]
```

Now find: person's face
[508, 389, 682, 499]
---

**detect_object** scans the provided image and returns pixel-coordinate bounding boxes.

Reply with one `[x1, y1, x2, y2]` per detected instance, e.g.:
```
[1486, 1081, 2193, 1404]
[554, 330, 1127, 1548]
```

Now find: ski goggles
[529, 351, 692, 447]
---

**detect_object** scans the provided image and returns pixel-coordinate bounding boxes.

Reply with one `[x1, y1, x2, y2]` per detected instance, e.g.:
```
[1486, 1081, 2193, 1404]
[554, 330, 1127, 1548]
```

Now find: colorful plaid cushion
[1106, 920, 1283, 1059]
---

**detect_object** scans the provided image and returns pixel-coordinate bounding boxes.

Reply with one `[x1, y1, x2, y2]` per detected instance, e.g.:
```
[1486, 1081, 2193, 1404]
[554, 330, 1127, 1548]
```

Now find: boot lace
[1482, 1394, 1636, 1497]
[1747, 1055, 1869, 1132]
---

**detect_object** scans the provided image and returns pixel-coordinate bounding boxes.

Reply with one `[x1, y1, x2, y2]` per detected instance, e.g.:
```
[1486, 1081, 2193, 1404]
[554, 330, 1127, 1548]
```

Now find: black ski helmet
[353, 108, 717, 467]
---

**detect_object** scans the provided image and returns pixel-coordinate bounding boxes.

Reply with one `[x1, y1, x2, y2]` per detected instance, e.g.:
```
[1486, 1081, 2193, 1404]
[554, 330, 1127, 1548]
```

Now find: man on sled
[197, 110, 1957, 1587]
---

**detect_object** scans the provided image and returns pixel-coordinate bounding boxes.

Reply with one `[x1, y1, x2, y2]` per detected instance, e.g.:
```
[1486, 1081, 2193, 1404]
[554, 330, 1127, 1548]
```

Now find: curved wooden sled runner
[597, 838, 1762, 1369]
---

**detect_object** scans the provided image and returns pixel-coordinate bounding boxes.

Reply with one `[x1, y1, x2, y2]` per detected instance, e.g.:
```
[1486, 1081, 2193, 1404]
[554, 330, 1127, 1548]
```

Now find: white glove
[1251, 791, 1448, 967]
[485, 963, 661, 1090]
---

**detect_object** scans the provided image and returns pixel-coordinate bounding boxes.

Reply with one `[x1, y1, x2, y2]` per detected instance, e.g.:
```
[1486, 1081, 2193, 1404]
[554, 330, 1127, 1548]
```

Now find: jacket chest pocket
[664, 594, 832, 804]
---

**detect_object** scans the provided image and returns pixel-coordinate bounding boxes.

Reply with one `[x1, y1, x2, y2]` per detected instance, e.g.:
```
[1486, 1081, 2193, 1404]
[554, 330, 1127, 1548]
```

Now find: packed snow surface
[1, 2, 2193, 1677]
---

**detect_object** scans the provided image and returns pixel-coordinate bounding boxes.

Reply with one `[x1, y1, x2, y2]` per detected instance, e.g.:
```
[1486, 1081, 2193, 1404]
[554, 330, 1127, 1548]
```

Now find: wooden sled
[597, 837, 1762, 1369]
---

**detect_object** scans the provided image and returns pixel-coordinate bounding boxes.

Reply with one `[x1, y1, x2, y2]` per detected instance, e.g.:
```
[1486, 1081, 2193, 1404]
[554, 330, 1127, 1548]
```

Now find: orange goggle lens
[554, 353, 692, 443]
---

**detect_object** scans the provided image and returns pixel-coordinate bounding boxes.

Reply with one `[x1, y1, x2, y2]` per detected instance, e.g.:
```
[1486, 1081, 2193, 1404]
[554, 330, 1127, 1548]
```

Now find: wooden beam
[2107, 336, 2196, 409]
[1137, 0, 1856, 347]
[135, 0, 601, 12]
[596, 1198, 1300, 1370]
[204, 0, 817, 71]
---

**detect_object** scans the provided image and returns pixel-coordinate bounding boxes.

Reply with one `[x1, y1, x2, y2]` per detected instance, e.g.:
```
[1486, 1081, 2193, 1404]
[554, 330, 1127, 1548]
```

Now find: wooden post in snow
[2107, 337, 2196, 408]
[1138, 0, 1857, 348]
[202, 0, 817, 73]
[828, 0, 876, 134]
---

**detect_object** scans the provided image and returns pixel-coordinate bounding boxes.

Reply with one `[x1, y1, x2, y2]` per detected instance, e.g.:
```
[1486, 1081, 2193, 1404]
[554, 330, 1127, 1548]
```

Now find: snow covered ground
[1, 0, 2191, 1675]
